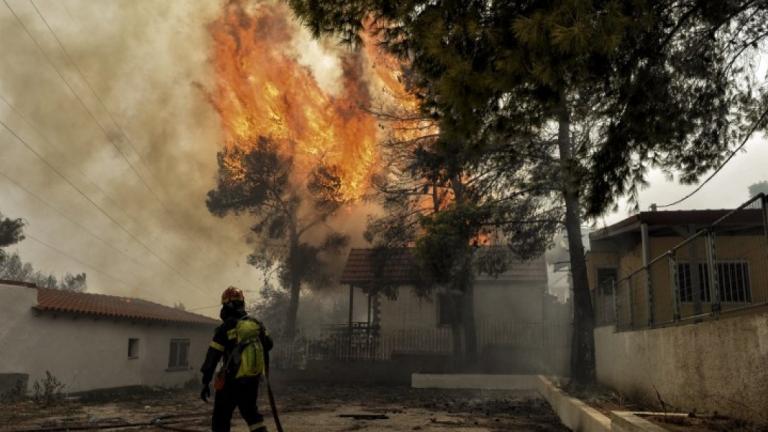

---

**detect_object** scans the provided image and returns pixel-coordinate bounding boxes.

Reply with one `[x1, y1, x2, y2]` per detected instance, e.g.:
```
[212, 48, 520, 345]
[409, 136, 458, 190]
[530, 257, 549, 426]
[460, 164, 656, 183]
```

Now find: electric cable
[0, 118, 209, 295]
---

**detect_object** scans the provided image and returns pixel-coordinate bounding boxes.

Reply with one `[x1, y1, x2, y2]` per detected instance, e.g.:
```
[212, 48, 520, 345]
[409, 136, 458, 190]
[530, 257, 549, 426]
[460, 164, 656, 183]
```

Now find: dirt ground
[1, 383, 568, 432]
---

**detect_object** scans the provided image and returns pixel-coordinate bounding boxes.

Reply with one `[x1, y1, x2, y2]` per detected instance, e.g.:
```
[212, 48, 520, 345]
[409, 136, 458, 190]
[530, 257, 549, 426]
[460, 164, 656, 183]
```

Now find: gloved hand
[200, 385, 211, 402]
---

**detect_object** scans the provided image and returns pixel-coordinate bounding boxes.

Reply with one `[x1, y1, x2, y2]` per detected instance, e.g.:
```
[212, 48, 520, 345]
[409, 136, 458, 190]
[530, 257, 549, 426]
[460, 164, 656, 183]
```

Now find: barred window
[676, 261, 751, 303]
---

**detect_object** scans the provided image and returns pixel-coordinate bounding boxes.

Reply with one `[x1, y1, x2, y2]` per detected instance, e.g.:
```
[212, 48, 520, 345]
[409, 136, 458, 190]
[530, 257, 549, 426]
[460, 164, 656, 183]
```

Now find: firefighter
[200, 286, 273, 432]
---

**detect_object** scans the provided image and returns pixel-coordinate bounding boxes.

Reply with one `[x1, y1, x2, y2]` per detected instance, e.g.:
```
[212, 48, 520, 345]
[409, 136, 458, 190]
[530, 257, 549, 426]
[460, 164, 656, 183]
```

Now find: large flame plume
[205, 0, 415, 203]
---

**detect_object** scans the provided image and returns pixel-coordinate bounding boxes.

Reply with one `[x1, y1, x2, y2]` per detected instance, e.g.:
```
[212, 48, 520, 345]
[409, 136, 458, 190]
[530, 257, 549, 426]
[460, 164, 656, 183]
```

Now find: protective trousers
[212, 376, 266, 432]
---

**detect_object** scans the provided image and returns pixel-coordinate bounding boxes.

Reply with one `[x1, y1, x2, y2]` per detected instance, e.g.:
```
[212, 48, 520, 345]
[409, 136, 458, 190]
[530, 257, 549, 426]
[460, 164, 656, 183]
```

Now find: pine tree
[207, 137, 348, 339]
[289, 0, 768, 383]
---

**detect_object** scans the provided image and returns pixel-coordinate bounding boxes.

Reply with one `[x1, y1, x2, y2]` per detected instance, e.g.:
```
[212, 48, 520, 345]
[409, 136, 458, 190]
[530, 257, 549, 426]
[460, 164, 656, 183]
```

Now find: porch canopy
[340, 248, 421, 287]
[338, 248, 422, 342]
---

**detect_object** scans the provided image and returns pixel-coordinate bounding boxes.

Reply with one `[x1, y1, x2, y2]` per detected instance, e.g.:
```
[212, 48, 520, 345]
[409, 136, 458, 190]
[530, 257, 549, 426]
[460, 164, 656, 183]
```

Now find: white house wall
[0, 284, 215, 393]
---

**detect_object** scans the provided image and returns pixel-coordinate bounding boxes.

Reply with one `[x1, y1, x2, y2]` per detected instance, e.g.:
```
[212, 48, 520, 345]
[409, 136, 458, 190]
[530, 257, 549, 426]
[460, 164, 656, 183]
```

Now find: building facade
[587, 203, 768, 423]
[0, 281, 217, 394]
[337, 248, 571, 375]
[587, 208, 767, 327]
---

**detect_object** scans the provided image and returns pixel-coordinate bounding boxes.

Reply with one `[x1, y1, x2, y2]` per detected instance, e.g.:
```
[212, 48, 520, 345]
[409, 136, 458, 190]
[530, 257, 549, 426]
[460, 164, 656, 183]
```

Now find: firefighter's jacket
[201, 313, 273, 386]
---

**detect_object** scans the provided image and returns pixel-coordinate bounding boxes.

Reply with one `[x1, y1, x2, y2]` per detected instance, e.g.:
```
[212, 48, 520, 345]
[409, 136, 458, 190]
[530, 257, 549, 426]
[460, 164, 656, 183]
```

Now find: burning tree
[207, 137, 348, 339]
[289, 0, 768, 384]
[365, 128, 560, 364]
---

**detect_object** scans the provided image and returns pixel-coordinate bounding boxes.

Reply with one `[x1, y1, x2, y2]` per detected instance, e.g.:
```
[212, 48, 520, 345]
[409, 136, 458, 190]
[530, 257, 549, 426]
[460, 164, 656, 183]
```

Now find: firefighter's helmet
[221, 286, 245, 304]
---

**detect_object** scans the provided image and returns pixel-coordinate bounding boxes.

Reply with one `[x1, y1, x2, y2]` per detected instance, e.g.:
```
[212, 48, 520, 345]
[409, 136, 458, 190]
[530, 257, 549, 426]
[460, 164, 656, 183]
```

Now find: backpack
[226, 317, 266, 379]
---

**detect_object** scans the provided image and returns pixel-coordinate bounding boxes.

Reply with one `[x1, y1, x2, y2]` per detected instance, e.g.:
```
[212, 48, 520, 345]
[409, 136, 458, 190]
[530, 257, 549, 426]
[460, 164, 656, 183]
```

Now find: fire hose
[264, 350, 284, 432]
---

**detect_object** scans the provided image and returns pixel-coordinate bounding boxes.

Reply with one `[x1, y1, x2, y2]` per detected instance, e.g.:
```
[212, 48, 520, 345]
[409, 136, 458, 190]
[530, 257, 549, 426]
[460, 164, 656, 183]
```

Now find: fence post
[668, 252, 681, 321]
[611, 279, 618, 325]
[641, 223, 654, 326]
[706, 231, 721, 316]
[628, 276, 634, 327]
[762, 195, 768, 261]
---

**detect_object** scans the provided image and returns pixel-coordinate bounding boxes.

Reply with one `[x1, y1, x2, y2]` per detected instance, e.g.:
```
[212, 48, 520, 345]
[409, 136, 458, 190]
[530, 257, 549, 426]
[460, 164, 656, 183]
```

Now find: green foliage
[289, 0, 768, 215]
[0, 213, 24, 249]
[749, 181, 768, 197]
[0, 252, 87, 291]
[207, 136, 349, 337]
[415, 204, 481, 285]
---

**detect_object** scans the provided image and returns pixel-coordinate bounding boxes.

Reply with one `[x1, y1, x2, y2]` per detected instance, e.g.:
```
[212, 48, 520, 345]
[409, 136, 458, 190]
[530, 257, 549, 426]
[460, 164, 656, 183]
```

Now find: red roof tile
[340, 248, 547, 285]
[340, 248, 420, 285]
[33, 287, 217, 326]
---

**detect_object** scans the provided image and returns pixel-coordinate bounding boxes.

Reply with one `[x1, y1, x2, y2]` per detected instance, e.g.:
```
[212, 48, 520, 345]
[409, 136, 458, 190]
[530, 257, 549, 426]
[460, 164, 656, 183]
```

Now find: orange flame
[205, 1, 419, 202]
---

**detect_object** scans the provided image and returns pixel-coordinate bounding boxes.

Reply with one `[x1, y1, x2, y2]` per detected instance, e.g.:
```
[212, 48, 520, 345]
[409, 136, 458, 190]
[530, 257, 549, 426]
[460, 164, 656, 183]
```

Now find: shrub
[32, 371, 65, 406]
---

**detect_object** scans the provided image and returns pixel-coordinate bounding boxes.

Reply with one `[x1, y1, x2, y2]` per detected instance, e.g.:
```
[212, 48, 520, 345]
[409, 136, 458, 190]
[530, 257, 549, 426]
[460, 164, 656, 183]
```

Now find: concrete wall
[594, 313, 768, 423]
[0, 284, 214, 393]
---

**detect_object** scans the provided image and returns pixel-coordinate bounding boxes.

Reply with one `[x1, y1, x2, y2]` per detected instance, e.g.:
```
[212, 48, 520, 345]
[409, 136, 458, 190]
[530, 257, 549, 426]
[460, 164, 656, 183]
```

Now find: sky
[0, 0, 766, 313]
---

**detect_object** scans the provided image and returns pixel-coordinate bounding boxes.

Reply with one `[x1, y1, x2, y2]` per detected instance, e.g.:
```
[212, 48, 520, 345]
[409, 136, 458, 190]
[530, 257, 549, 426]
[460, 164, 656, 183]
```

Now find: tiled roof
[340, 248, 420, 285]
[478, 257, 547, 282]
[591, 209, 764, 241]
[32, 287, 217, 326]
[340, 248, 547, 285]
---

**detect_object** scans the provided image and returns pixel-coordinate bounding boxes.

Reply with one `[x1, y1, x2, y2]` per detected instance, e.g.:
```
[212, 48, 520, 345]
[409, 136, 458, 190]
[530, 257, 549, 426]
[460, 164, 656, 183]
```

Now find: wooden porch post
[348, 284, 354, 359]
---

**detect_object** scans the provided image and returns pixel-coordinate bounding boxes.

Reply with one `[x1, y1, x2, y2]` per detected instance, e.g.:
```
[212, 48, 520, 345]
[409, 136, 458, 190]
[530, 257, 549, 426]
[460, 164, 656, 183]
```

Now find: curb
[535, 376, 612, 432]
[610, 411, 671, 432]
[411, 374, 539, 390]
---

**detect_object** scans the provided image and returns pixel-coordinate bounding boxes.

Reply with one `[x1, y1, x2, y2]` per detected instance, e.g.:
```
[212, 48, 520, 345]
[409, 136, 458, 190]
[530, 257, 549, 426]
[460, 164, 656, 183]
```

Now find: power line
[0, 168, 148, 270]
[0, 94, 167, 248]
[0, 92, 213, 282]
[659, 106, 768, 208]
[24, 233, 134, 289]
[2, 1, 250, 295]
[2, 0, 163, 209]
[28, 0, 149, 175]
[0, 118, 208, 295]
[25, 0, 233, 262]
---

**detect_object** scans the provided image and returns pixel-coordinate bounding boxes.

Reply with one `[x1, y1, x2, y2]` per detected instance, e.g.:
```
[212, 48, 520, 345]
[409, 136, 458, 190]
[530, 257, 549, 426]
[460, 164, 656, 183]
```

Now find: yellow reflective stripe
[248, 421, 265, 431]
[209, 341, 225, 352]
[227, 328, 237, 340]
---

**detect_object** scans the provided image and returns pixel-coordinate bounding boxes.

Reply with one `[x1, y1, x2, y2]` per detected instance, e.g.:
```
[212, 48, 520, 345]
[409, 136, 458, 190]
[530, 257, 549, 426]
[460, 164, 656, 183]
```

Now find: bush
[32, 371, 65, 406]
[0, 378, 26, 403]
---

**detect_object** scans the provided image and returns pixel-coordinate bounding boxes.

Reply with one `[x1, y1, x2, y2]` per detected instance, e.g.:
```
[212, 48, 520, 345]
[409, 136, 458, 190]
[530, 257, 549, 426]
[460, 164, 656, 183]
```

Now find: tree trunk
[284, 232, 301, 340]
[450, 175, 478, 366]
[556, 97, 596, 385]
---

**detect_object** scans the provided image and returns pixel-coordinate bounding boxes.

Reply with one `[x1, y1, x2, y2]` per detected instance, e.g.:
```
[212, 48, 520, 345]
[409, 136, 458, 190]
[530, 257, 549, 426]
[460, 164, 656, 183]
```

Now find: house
[0, 280, 217, 394]
[586, 202, 768, 422]
[335, 248, 570, 375]
[587, 208, 767, 326]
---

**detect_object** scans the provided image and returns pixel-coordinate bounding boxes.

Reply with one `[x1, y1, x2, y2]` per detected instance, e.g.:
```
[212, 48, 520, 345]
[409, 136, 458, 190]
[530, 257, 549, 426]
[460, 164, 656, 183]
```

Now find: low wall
[594, 312, 768, 423]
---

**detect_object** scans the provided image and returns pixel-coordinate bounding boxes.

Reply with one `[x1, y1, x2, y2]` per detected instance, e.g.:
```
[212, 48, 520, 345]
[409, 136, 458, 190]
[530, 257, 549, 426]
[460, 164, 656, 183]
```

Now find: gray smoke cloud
[0, 0, 386, 315]
[0, 0, 272, 311]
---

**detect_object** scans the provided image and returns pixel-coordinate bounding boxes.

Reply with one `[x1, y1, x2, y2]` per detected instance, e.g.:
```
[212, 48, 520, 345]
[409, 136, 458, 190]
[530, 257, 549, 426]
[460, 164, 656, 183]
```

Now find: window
[677, 261, 751, 303]
[128, 338, 139, 359]
[168, 339, 190, 369]
[596, 268, 618, 295]
[437, 294, 462, 326]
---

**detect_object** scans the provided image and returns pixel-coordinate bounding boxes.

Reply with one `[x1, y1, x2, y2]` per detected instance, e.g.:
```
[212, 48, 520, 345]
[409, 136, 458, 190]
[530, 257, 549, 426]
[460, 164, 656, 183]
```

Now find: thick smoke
[0, 0, 390, 313]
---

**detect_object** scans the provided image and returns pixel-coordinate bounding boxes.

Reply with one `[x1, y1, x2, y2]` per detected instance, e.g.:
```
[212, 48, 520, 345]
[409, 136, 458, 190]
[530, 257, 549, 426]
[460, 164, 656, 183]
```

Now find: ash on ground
[2, 384, 568, 431]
